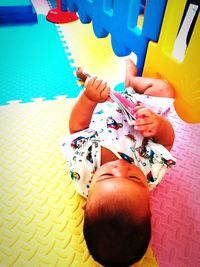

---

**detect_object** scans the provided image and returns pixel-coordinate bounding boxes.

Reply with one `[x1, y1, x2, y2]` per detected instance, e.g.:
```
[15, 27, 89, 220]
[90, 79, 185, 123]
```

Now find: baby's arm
[69, 76, 110, 134]
[133, 105, 175, 151]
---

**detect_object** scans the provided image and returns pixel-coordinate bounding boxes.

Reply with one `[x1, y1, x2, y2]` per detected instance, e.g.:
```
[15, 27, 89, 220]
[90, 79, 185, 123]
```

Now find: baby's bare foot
[125, 58, 138, 88]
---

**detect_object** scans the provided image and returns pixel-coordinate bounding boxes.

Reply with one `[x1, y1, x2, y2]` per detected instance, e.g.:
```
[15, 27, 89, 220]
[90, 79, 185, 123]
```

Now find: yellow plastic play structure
[143, 0, 200, 123]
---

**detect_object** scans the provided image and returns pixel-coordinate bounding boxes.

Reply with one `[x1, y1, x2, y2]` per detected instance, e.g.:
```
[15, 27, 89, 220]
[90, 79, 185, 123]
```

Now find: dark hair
[83, 198, 151, 267]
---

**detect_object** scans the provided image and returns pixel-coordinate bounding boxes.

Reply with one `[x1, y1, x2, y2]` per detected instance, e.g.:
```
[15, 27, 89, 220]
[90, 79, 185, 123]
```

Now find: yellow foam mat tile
[59, 20, 131, 89]
[0, 98, 158, 266]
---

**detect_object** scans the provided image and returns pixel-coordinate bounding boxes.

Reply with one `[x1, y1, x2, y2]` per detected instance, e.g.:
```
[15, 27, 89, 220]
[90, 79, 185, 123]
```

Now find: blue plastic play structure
[59, 0, 167, 75]
[0, 0, 37, 24]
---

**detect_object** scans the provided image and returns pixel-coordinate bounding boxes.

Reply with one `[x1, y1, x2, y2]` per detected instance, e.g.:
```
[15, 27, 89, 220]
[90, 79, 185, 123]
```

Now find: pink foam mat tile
[150, 107, 200, 267]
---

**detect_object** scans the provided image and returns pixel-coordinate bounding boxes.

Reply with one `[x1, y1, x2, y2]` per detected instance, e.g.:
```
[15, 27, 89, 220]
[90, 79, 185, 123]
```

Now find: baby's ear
[82, 201, 87, 210]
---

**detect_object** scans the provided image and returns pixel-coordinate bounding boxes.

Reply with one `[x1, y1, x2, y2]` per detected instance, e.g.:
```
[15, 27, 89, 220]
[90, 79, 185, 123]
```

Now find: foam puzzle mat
[0, 97, 158, 267]
[0, 14, 79, 104]
[0, 1, 200, 267]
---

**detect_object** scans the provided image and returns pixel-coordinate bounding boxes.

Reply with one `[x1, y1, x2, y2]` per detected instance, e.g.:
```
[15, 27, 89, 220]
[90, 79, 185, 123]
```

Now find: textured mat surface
[0, 98, 158, 267]
[0, 14, 79, 104]
[1, 0, 200, 266]
[59, 20, 129, 90]
[150, 107, 200, 267]
[58, 13, 200, 267]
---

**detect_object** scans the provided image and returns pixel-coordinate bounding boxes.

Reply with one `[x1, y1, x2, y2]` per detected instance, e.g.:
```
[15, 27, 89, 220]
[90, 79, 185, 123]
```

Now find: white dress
[62, 91, 176, 198]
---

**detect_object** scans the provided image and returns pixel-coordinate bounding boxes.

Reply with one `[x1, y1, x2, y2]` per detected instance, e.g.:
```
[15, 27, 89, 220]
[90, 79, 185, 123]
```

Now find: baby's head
[83, 159, 151, 267]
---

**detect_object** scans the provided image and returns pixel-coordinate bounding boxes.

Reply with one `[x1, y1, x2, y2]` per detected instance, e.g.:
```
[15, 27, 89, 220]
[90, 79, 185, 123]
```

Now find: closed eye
[129, 176, 139, 180]
[98, 173, 114, 181]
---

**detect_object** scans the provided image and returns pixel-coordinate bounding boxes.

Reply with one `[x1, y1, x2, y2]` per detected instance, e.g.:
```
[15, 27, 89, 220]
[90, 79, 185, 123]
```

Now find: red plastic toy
[46, 0, 78, 24]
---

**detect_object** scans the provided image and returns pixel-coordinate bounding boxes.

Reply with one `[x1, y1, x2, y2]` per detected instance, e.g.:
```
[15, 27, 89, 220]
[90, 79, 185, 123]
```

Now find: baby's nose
[114, 160, 130, 174]
[117, 159, 130, 166]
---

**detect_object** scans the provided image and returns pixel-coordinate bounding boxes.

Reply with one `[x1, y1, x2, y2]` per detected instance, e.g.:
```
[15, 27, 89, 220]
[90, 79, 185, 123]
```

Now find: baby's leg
[124, 58, 138, 87]
[125, 58, 175, 98]
[125, 58, 154, 93]
[142, 79, 175, 98]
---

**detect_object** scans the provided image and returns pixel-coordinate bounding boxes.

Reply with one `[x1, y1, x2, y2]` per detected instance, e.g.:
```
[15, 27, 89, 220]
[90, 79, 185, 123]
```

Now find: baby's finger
[97, 80, 108, 93]
[140, 130, 155, 137]
[135, 110, 153, 125]
[94, 78, 104, 89]
[135, 107, 152, 119]
[101, 86, 111, 100]
[134, 124, 152, 132]
[97, 80, 107, 91]
[85, 76, 97, 87]
[135, 118, 152, 127]
[133, 103, 144, 113]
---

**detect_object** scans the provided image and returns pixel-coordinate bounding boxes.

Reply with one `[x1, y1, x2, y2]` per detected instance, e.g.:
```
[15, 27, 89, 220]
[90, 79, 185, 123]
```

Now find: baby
[62, 58, 176, 267]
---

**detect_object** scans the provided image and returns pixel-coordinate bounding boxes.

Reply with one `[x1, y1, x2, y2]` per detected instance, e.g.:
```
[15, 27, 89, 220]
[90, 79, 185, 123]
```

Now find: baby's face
[92, 159, 147, 185]
[87, 159, 149, 216]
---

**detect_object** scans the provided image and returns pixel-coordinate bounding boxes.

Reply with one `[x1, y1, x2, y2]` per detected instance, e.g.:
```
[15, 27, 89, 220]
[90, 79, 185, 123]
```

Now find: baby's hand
[84, 76, 110, 103]
[133, 105, 161, 137]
